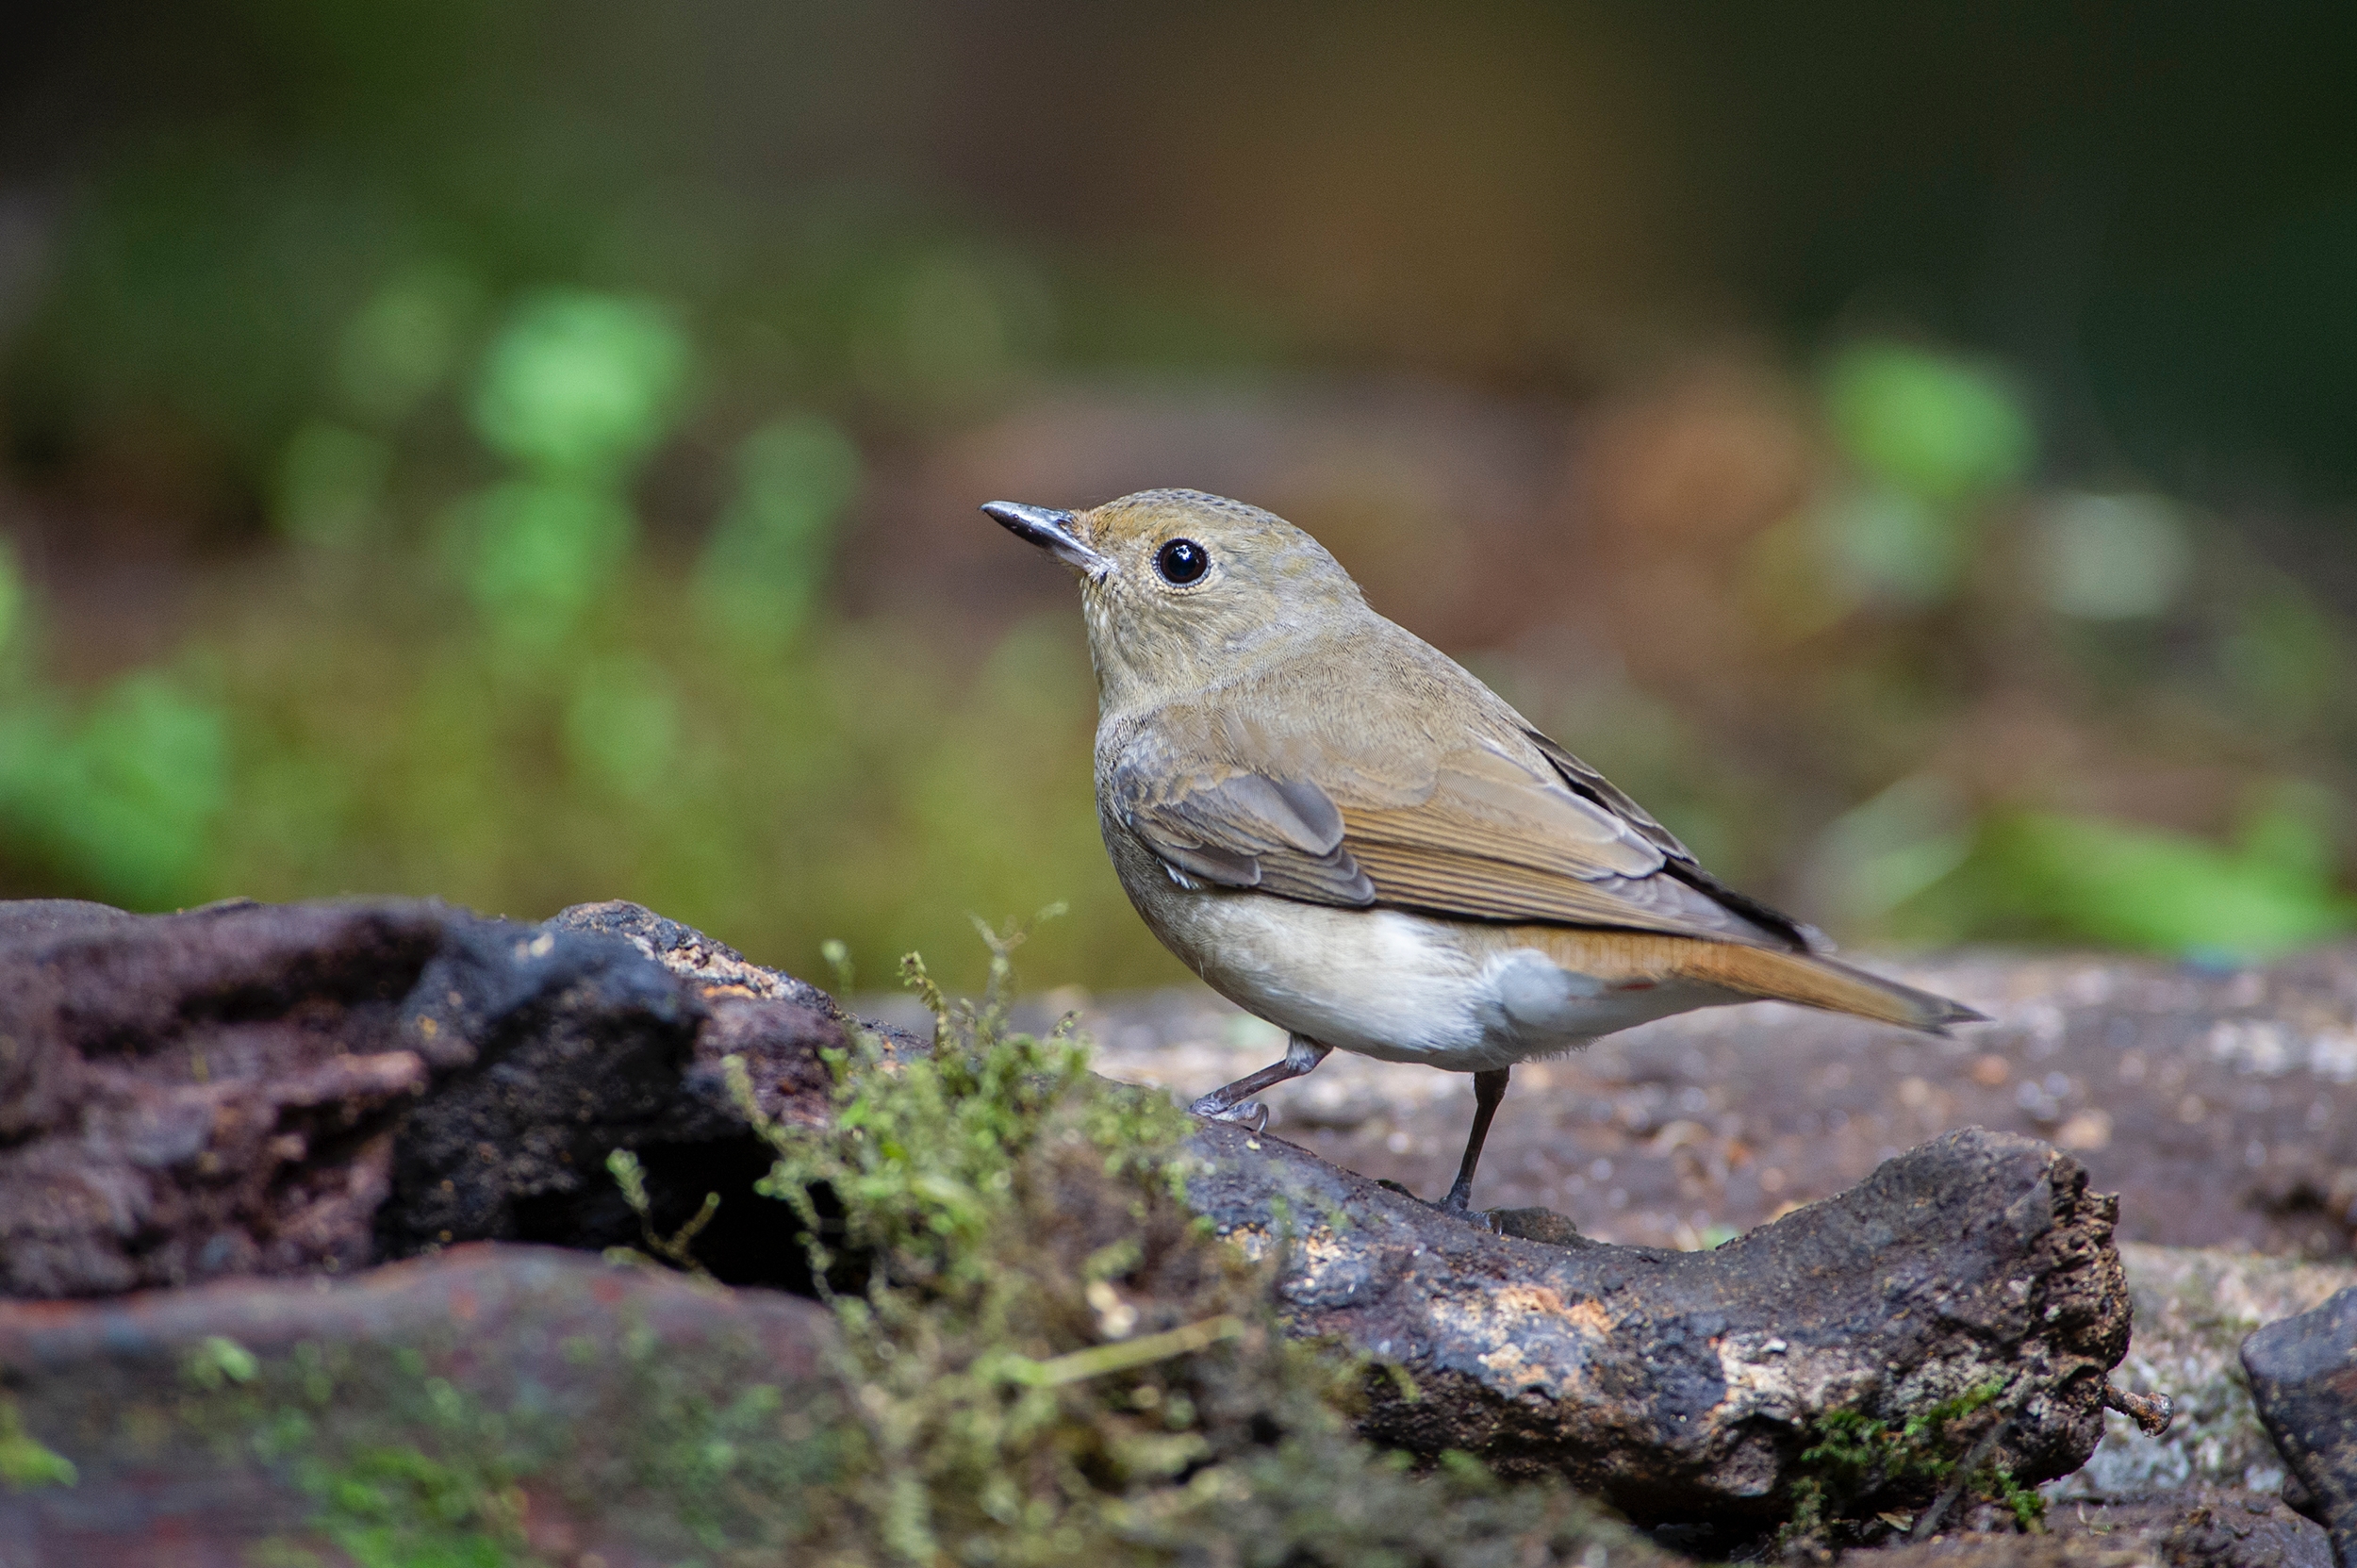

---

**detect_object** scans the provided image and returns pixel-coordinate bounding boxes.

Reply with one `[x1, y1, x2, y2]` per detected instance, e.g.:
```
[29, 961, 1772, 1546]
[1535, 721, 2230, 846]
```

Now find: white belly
[1140, 886, 1737, 1074]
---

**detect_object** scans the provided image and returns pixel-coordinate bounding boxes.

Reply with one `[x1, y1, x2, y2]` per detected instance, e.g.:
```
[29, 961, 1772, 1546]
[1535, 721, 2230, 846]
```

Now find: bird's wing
[1518, 727, 1696, 863]
[1107, 708, 1801, 949]
[1110, 753, 1377, 904]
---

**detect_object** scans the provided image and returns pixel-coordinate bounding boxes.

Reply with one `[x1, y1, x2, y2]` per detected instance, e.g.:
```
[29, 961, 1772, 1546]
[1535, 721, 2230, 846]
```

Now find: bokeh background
[3, 2, 2353, 989]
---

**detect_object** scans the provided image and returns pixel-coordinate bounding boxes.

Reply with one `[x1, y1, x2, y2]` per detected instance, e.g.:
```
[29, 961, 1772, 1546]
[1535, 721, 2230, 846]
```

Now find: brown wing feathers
[1116, 765, 1376, 904]
[1339, 810, 1779, 943]
[1113, 718, 1980, 1034]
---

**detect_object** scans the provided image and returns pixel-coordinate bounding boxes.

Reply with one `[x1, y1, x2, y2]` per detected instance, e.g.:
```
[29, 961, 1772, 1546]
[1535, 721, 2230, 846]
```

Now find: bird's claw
[1190, 1095, 1269, 1132]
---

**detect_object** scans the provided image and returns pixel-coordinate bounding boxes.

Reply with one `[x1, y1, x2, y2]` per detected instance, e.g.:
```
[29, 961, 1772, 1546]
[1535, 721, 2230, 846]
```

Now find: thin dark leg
[1189, 1035, 1331, 1131]
[1440, 1067, 1511, 1213]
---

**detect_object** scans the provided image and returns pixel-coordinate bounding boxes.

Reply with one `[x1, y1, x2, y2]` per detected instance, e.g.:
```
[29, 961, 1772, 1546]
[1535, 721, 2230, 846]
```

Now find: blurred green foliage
[1799, 342, 2038, 612]
[190, 584, 1129, 987]
[471, 291, 691, 479]
[4, 307, 2354, 980]
[696, 416, 863, 647]
[1823, 342, 2035, 505]
[0, 673, 229, 911]
[4, 306, 2357, 971]
[0, 164, 1189, 983]
[2031, 493, 2192, 621]
[1787, 341, 2356, 962]
[1920, 797, 2356, 962]
[0, 10, 2350, 986]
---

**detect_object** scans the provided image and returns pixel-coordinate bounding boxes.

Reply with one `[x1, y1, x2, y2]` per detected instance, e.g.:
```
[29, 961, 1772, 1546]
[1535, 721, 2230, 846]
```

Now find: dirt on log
[0, 896, 2138, 1524]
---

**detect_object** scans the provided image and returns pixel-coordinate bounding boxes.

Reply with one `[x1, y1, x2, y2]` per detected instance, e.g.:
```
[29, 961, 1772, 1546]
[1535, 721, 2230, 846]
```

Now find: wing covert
[1106, 702, 1803, 947]
[1108, 751, 1376, 904]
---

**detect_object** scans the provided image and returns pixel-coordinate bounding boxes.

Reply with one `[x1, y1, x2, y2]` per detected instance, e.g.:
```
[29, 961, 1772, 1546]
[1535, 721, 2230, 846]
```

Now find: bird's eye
[1155, 538, 1210, 586]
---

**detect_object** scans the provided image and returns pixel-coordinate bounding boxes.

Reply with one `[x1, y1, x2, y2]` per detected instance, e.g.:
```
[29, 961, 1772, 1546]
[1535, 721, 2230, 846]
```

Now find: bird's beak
[981, 501, 1113, 578]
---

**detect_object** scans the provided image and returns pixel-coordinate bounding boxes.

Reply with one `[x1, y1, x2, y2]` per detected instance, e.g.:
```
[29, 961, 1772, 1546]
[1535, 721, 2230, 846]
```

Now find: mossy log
[0, 1243, 849, 1559]
[1188, 1118, 2127, 1525]
[0, 896, 2133, 1527]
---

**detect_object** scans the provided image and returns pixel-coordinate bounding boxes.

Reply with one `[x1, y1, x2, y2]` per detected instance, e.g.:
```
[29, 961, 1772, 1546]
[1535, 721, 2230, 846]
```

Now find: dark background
[2, 2, 2351, 987]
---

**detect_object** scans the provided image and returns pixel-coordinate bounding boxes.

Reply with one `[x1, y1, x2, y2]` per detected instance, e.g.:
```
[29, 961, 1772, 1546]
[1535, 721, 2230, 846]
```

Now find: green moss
[603, 1147, 722, 1279]
[182, 1334, 262, 1391]
[311, 1443, 522, 1568]
[164, 1294, 855, 1566]
[1780, 1381, 2046, 1550]
[715, 919, 1660, 1566]
[0, 1395, 77, 1492]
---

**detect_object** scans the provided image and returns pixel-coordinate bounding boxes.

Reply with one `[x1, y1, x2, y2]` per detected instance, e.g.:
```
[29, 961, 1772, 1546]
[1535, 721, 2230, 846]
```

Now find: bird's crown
[985, 487, 1373, 709]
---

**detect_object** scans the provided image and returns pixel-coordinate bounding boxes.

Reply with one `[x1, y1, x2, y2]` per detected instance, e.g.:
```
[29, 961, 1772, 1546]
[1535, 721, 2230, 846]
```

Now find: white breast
[1142, 888, 1735, 1073]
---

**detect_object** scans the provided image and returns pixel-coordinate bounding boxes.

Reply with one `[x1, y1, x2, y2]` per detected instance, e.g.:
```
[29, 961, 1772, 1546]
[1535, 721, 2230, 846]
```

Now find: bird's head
[983, 488, 1367, 710]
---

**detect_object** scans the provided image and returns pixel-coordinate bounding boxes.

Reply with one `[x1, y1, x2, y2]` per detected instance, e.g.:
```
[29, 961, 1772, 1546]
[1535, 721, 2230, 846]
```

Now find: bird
[983, 487, 1983, 1214]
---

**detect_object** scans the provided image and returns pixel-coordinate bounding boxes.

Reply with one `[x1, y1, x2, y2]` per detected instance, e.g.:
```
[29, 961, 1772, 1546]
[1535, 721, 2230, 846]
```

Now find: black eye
[1155, 537, 1210, 585]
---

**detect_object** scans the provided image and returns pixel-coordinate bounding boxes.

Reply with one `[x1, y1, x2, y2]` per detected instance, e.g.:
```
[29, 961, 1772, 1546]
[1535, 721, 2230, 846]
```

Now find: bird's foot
[1189, 1094, 1269, 1132]
[1375, 1179, 1499, 1230]
[1434, 1200, 1503, 1233]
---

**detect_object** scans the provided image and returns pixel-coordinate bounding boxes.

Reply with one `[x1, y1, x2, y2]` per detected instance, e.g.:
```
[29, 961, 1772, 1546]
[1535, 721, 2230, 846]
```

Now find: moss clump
[729, 921, 1663, 1566]
[167, 1311, 856, 1565]
[0, 1395, 77, 1492]
[1779, 1381, 2047, 1553]
[167, 1338, 540, 1568]
[124, 923, 1653, 1566]
[307, 1440, 525, 1568]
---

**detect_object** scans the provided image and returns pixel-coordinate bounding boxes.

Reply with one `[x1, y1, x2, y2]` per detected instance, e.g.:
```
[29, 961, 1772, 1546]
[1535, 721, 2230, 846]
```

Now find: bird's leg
[1439, 1067, 1511, 1213]
[1189, 1034, 1331, 1131]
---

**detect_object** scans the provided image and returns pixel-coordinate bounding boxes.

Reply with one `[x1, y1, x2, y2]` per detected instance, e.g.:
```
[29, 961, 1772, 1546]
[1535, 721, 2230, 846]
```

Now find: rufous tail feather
[1535, 931, 1985, 1034]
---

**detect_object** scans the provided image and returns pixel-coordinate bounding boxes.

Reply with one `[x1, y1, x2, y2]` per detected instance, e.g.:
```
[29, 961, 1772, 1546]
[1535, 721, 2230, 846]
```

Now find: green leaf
[1823, 340, 2036, 503]
[470, 290, 691, 478]
[0, 674, 229, 908]
[1941, 807, 2356, 960]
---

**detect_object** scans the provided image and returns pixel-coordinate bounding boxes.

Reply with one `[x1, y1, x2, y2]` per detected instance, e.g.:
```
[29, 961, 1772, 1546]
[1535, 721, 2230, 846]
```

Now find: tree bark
[1186, 1117, 2128, 1524]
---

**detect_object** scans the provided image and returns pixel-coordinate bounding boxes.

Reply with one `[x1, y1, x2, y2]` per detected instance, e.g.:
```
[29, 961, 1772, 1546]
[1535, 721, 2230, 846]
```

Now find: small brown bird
[985, 488, 1981, 1213]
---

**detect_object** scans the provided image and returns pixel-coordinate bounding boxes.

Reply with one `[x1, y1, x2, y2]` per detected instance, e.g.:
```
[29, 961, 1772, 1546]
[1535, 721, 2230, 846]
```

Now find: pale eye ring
[1155, 537, 1210, 585]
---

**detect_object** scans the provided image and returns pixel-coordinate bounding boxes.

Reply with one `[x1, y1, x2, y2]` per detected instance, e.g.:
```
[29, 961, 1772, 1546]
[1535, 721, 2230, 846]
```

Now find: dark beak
[981, 501, 1113, 577]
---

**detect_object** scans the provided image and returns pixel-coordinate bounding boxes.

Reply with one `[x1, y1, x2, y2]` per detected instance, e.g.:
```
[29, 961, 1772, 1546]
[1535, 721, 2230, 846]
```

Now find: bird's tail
[1673, 943, 1986, 1034]
[1532, 930, 1985, 1034]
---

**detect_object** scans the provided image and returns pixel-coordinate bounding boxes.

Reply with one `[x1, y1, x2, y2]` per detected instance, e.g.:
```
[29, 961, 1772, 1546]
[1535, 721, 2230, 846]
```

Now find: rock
[376, 904, 715, 1253]
[1843, 1487, 2332, 1568]
[2052, 1246, 2357, 1504]
[0, 899, 853, 1297]
[0, 1243, 846, 1566]
[2243, 1287, 2357, 1566]
[1185, 1119, 2130, 1527]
